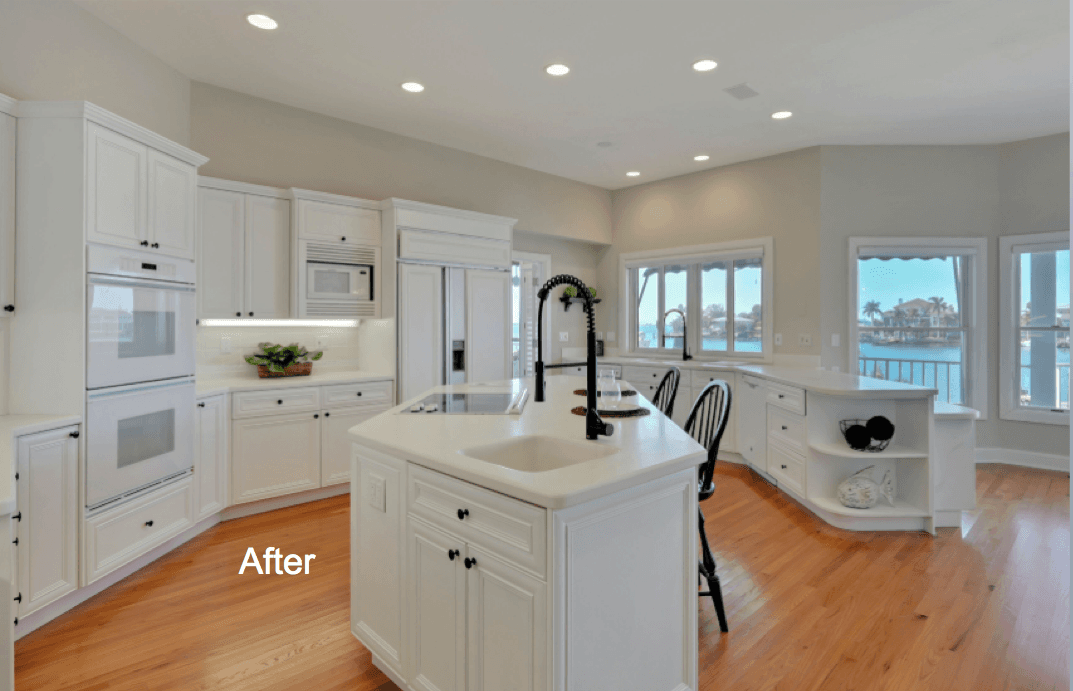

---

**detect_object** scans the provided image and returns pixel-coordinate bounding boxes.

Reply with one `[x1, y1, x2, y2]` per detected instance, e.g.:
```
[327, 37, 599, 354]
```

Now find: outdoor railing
[858, 357, 961, 404]
[1018, 363, 1071, 410]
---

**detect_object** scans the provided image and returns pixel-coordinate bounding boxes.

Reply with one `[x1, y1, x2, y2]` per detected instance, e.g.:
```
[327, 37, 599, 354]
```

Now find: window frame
[998, 231, 1070, 425]
[619, 237, 774, 363]
[510, 250, 551, 379]
[848, 236, 988, 417]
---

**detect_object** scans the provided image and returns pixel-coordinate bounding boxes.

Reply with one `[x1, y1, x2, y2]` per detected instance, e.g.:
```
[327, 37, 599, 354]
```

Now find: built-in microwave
[306, 262, 373, 301]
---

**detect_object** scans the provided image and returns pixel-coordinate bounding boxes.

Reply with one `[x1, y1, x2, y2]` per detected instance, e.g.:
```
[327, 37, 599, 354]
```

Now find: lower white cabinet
[195, 395, 228, 520]
[407, 518, 468, 691]
[14, 426, 79, 617]
[321, 408, 378, 486]
[231, 411, 322, 504]
[738, 375, 767, 465]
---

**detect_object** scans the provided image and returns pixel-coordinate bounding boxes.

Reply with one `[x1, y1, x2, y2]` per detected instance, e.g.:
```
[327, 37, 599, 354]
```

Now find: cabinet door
[738, 378, 767, 466]
[245, 195, 291, 318]
[321, 407, 380, 486]
[671, 389, 691, 430]
[86, 123, 148, 249]
[399, 263, 444, 401]
[465, 269, 511, 385]
[0, 112, 13, 315]
[195, 395, 228, 520]
[197, 187, 245, 318]
[465, 546, 546, 691]
[148, 150, 197, 259]
[297, 199, 380, 244]
[407, 518, 467, 691]
[16, 426, 79, 617]
[231, 412, 320, 504]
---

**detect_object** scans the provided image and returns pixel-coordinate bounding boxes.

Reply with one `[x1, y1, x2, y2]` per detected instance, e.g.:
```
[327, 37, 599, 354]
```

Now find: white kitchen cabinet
[465, 269, 511, 386]
[294, 196, 380, 244]
[0, 111, 14, 316]
[738, 375, 767, 466]
[231, 411, 321, 504]
[321, 407, 378, 486]
[195, 395, 228, 520]
[86, 122, 148, 250]
[14, 426, 79, 617]
[398, 263, 444, 401]
[147, 149, 197, 259]
[407, 518, 468, 691]
[245, 194, 291, 319]
[197, 180, 292, 319]
[197, 187, 245, 319]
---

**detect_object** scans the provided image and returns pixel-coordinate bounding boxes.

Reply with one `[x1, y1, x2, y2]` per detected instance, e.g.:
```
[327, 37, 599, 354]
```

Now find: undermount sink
[459, 435, 619, 473]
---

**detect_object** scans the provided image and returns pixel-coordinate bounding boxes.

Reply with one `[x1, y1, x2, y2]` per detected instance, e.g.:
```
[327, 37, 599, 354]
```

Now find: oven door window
[116, 409, 176, 469]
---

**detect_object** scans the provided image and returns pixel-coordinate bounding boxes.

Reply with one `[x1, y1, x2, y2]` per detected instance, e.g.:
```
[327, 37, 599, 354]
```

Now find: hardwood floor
[15, 463, 1069, 691]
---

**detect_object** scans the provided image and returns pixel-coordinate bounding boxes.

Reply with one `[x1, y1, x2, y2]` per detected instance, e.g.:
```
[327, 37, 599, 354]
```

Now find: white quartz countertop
[196, 369, 394, 398]
[0, 415, 83, 515]
[348, 376, 706, 510]
[933, 402, 981, 420]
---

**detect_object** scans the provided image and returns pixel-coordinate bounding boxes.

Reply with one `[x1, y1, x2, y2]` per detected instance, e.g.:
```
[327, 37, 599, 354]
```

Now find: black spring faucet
[534, 275, 613, 441]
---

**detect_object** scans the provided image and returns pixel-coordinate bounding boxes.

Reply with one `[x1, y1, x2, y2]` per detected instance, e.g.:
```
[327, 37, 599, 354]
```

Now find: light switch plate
[559, 332, 569, 342]
[774, 333, 782, 346]
[368, 475, 386, 513]
[220, 336, 232, 354]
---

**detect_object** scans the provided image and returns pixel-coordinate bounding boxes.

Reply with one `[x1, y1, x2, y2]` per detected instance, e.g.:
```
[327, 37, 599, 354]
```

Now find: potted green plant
[244, 342, 323, 378]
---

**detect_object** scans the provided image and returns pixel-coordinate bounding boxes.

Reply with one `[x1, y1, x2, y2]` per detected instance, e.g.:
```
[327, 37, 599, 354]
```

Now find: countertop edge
[196, 371, 395, 398]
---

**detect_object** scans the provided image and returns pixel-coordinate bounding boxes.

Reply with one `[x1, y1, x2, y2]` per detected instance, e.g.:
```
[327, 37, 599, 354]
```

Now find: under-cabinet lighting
[246, 14, 278, 30]
[200, 319, 359, 327]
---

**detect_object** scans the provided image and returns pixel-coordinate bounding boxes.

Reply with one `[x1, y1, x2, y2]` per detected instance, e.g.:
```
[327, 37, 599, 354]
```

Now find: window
[623, 239, 772, 359]
[849, 238, 987, 412]
[511, 252, 550, 378]
[999, 232, 1070, 424]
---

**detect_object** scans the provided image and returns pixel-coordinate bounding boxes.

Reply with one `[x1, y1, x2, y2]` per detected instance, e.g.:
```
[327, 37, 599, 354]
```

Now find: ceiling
[78, 1, 1069, 190]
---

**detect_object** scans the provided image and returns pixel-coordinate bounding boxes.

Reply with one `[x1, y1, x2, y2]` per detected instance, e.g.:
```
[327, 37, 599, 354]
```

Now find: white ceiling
[78, 1, 1069, 190]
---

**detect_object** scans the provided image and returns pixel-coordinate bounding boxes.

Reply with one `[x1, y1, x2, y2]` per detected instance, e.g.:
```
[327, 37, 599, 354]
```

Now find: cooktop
[406, 391, 527, 415]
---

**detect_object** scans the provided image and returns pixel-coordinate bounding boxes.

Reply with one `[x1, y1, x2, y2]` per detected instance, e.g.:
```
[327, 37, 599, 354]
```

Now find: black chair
[652, 367, 681, 418]
[683, 379, 732, 633]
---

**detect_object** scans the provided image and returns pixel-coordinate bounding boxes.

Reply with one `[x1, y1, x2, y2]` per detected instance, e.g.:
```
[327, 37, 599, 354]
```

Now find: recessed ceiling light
[692, 59, 718, 72]
[694, 155, 710, 161]
[626, 171, 641, 177]
[771, 111, 793, 119]
[401, 82, 425, 93]
[246, 14, 278, 30]
[545, 64, 570, 77]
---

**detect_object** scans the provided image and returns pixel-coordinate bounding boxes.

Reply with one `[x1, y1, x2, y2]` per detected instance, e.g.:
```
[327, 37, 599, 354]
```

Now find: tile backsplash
[197, 324, 362, 377]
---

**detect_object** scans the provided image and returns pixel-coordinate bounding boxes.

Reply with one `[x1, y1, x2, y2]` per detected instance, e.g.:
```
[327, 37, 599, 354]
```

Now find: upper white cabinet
[15, 425, 79, 618]
[86, 122, 198, 260]
[0, 105, 14, 316]
[292, 189, 380, 244]
[197, 178, 291, 319]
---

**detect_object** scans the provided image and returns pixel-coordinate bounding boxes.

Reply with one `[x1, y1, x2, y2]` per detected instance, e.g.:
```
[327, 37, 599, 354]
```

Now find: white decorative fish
[837, 466, 896, 509]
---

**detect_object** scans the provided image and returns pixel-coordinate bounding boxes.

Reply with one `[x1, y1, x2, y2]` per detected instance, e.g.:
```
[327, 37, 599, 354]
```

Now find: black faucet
[664, 308, 693, 361]
[533, 275, 613, 441]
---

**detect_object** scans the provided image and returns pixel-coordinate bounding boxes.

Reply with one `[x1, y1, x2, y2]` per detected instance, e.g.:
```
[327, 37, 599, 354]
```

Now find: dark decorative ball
[866, 416, 895, 441]
[844, 424, 871, 451]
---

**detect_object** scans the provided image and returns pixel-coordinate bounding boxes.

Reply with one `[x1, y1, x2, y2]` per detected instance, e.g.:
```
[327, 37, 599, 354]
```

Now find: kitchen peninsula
[349, 375, 706, 691]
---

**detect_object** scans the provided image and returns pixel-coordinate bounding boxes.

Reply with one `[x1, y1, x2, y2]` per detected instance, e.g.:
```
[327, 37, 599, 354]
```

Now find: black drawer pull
[3, 305, 12, 313]
[324, 411, 330, 417]
[341, 236, 346, 242]
[249, 312, 254, 317]
[13, 593, 20, 603]
[236, 312, 242, 317]
[457, 508, 469, 520]
[145, 520, 154, 527]
[69, 431, 80, 438]
[278, 400, 283, 405]
[357, 392, 363, 397]
[464, 557, 477, 569]
[151, 243, 160, 249]
[11, 538, 16, 546]
[197, 402, 206, 408]
[778, 394, 785, 399]
[11, 512, 20, 522]
[781, 464, 787, 470]
[314, 414, 319, 419]
[781, 425, 788, 431]
[140, 240, 149, 247]
[448, 549, 459, 561]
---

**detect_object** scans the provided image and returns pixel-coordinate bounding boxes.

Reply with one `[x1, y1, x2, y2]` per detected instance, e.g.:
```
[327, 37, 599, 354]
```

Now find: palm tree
[892, 306, 908, 341]
[927, 297, 948, 338]
[862, 300, 883, 326]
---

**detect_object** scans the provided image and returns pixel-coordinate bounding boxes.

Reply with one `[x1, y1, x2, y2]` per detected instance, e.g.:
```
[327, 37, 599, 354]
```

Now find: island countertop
[348, 376, 706, 510]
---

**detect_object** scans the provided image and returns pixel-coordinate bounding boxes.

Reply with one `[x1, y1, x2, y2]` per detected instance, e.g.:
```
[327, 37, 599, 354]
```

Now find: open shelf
[808, 441, 927, 460]
[810, 496, 930, 519]
[560, 296, 601, 313]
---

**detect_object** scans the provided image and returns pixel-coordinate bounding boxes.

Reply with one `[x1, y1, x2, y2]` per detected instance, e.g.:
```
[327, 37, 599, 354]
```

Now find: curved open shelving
[810, 496, 930, 519]
[808, 441, 927, 460]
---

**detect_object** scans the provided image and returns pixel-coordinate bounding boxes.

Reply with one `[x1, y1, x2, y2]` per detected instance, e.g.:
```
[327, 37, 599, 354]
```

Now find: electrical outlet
[368, 475, 386, 513]
[798, 333, 812, 347]
[316, 336, 327, 348]
[220, 336, 232, 354]
[607, 331, 616, 342]
[831, 333, 840, 347]
[774, 333, 782, 346]
[559, 332, 569, 342]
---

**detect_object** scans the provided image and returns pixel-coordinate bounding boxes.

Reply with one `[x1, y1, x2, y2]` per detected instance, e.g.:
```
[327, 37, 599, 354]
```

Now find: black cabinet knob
[341, 236, 346, 242]
[249, 312, 254, 317]
[13, 593, 20, 603]
[324, 412, 330, 417]
[457, 508, 469, 520]
[151, 243, 159, 249]
[145, 520, 154, 527]
[781, 425, 787, 431]
[448, 549, 459, 561]
[69, 431, 80, 438]
[357, 392, 362, 397]
[278, 400, 283, 405]
[11, 512, 20, 522]
[778, 394, 785, 399]
[198, 402, 206, 408]
[11, 538, 17, 546]
[314, 414, 319, 419]
[2, 305, 12, 312]
[236, 312, 241, 317]
[140, 240, 149, 247]
[464, 557, 477, 569]
[781, 465, 787, 470]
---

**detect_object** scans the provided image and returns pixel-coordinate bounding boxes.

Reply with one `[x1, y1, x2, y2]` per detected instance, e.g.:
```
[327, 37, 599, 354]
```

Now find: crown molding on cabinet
[16, 101, 209, 167]
[197, 175, 290, 199]
[290, 188, 379, 210]
[0, 93, 16, 117]
[381, 198, 518, 228]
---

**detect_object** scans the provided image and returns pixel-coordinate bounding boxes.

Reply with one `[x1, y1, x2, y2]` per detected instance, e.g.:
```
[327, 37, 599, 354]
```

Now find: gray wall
[190, 83, 612, 245]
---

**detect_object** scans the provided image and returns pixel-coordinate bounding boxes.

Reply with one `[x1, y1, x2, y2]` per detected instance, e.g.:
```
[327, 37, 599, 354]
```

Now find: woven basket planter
[256, 362, 313, 378]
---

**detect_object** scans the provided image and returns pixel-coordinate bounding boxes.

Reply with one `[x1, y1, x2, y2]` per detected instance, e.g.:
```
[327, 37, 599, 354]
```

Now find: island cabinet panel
[407, 518, 467, 691]
[551, 469, 698, 691]
[352, 445, 407, 677]
[231, 412, 320, 504]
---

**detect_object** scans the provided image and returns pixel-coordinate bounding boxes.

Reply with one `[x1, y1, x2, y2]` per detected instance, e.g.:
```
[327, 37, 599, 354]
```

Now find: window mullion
[726, 263, 736, 352]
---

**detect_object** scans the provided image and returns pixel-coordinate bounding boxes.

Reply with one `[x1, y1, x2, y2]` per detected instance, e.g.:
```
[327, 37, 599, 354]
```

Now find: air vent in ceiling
[724, 83, 759, 100]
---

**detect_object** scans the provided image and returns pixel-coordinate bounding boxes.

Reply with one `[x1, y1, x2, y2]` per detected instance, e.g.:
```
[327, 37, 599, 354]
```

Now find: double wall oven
[85, 245, 196, 510]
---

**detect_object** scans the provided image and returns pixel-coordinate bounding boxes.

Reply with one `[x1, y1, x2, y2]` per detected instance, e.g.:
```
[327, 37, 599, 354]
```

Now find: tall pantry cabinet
[0, 95, 15, 318]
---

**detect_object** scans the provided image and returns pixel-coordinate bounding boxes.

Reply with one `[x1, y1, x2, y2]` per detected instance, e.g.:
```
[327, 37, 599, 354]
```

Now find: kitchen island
[349, 375, 706, 691]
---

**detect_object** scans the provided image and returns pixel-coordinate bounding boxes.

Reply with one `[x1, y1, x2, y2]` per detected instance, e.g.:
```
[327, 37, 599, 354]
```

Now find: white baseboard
[221, 484, 349, 521]
[976, 447, 1070, 472]
[15, 513, 221, 639]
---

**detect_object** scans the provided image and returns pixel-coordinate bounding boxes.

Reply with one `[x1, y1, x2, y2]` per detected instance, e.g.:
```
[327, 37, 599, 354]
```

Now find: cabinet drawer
[768, 443, 805, 496]
[408, 464, 547, 578]
[767, 381, 806, 415]
[690, 370, 734, 390]
[621, 366, 665, 388]
[232, 386, 320, 419]
[767, 407, 806, 456]
[84, 479, 193, 584]
[322, 380, 393, 409]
